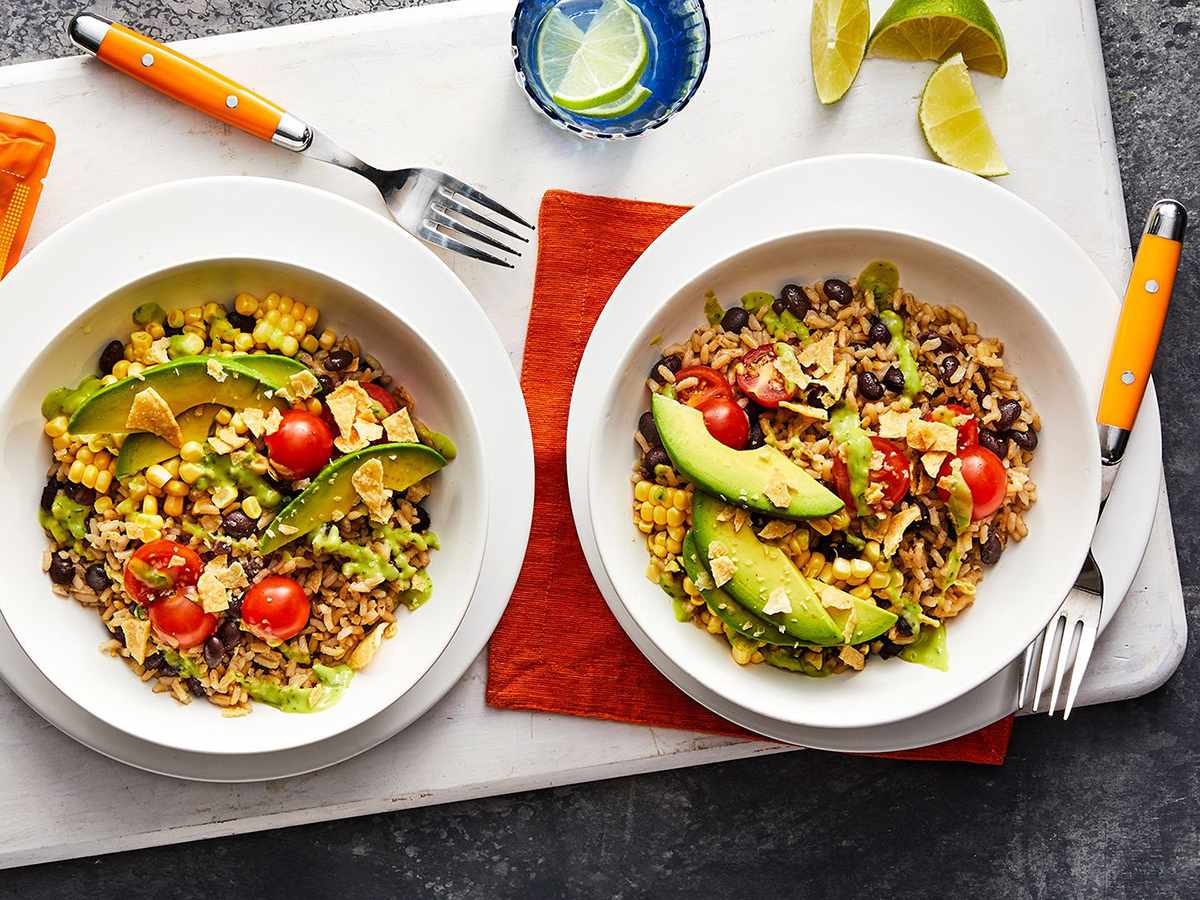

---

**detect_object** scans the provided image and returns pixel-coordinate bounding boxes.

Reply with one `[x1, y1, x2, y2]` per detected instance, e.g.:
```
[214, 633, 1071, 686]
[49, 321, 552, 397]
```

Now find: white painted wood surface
[0, 0, 1184, 868]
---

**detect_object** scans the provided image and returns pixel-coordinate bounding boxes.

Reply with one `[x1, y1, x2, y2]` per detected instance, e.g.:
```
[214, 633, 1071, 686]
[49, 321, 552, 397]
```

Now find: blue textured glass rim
[509, 0, 712, 140]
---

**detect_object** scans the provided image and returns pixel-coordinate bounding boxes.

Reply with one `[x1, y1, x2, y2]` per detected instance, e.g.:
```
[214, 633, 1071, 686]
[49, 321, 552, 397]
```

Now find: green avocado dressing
[310, 523, 436, 586]
[414, 421, 457, 461]
[880, 310, 922, 400]
[704, 290, 724, 325]
[162, 647, 205, 679]
[245, 663, 354, 713]
[857, 260, 900, 306]
[828, 406, 873, 516]
[43, 375, 104, 420]
[193, 450, 282, 509]
[660, 573, 692, 622]
[740, 291, 810, 341]
[39, 491, 89, 544]
[941, 464, 973, 534]
[762, 648, 830, 677]
[400, 571, 434, 610]
[899, 623, 948, 671]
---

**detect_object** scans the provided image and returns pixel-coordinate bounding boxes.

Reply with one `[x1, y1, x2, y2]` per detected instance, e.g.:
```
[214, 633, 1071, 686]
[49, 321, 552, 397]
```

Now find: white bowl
[588, 227, 1100, 730]
[0, 245, 487, 756]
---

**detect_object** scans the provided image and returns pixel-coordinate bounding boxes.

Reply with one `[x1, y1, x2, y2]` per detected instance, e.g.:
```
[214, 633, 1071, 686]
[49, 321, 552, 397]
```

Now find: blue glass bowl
[511, 0, 711, 140]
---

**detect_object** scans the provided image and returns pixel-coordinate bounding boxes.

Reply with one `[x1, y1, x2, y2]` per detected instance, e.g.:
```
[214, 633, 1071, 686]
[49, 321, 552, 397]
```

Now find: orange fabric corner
[486, 188, 1013, 764]
[0, 112, 55, 276]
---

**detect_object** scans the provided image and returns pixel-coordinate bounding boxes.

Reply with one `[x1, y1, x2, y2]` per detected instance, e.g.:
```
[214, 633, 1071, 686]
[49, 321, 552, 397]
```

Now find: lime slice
[810, 0, 871, 104]
[537, 0, 649, 111]
[577, 82, 652, 118]
[919, 53, 1008, 176]
[867, 0, 1008, 78]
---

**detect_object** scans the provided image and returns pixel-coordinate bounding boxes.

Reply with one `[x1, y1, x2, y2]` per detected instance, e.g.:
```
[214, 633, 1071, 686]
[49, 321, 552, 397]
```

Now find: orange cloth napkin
[486, 189, 1013, 765]
[0, 112, 54, 276]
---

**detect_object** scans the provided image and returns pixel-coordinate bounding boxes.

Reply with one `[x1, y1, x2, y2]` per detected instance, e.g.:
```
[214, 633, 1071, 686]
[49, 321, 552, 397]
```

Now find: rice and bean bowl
[632, 261, 1040, 676]
[38, 291, 454, 715]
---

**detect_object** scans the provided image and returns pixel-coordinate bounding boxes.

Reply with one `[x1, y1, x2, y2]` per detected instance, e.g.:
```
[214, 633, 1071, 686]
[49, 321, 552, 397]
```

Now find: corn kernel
[265, 309, 281, 326]
[127, 362, 144, 377]
[142, 495, 158, 516]
[280, 335, 299, 357]
[830, 509, 851, 530]
[95, 496, 114, 514]
[180, 441, 205, 463]
[266, 329, 282, 351]
[850, 584, 874, 600]
[706, 614, 723, 634]
[96, 469, 114, 494]
[264, 292, 280, 311]
[666, 538, 682, 555]
[819, 563, 835, 582]
[890, 570, 904, 588]
[203, 301, 222, 321]
[652, 506, 667, 526]
[52, 435, 71, 451]
[94, 452, 113, 472]
[216, 409, 233, 425]
[639, 501, 654, 523]
[634, 481, 651, 502]
[290, 321, 307, 339]
[140, 528, 162, 543]
[231, 412, 247, 435]
[666, 507, 685, 527]
[145, 465, 172, 489]
[164, 479, 189, 497]
[301, 334, 319, 353]
[667, 525, 686, 542]
[166, 308, 185, 329]
[159, 458, 178, 478]
[67, 459, 85, 483]
[130, 330, 152, 352]
[803, 553, 826, 579]
[80, 464, 98, 488]
[811, 517, 833, 536]
[849, 559, 874, 583]
[100, 374, 118, 387]
[242, 496, 263, 519]
[127, 476, 148, 501]
[864, 541, 882, 564]
[163, 494, 184, 518]
[673, 491, 690, 511]
[112, 359, 131, 379]
[831, 558, 852, 581]
[318, 330, 336, 350]
[212, 485, 238, 509]
[179, 462, 206, 484]
[147, 323, 165, 339]
[278, 315, 295, 334]
[306, 398, 323, 415]
[76, 447, 94, 465]
[44, 415, 69, 438]
[869, 571, 891, 590]
[234, 332, 254, 352]
[235, 293, 258, 316]
[637, 520, 653, 534]
[278, 296, 293, 314]
[750, 651, 765, 664]
[184, 307, 203, 325]
[650, 541, 667, 559]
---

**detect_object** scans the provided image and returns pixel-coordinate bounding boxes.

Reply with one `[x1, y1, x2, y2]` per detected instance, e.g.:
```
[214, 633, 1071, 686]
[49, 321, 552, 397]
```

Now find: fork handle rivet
[225, 94, 239, 109]
[1145, 278, 1159, 294]
[1121, 371, 1135, 385]
[141, 53, 154, 67]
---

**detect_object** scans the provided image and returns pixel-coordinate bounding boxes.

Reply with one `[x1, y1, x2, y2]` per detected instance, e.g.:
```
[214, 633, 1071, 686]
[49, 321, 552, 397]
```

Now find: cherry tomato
[148, 592, 218, 649]
[673, 366, 733, 408]
[735, 345, 794, 408]
[265, 409, 334, 479]
[360, 381, 400, 417]
[926, 403, 978, 452]
[123, 539, 203, 605]
[698, 397, 749, 449]
[938, 445, 1007, 521]
[831, 437, 911, 510]
[241, 575, 311, 642]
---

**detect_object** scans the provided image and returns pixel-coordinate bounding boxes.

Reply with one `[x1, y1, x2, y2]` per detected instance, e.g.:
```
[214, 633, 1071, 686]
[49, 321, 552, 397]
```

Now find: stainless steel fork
[68, 12, 533, 268]
[1017, 199, 1186, 719]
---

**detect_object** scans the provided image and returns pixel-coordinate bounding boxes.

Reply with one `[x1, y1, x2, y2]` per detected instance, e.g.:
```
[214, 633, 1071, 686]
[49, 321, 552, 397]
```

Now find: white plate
[0, 177, 534, 777]
[567, 154, 1161, 751]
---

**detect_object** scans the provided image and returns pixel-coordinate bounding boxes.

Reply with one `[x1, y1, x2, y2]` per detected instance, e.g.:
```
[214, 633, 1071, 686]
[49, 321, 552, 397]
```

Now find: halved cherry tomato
[926, 403, 978, 452]
[148, 592, 218, 650]
[673, 366, 732, 408]
[698, 397, 749, 449]
[938, 445, 1007, 520]
[265, 409, 334, 480]
[361, 381, 400, 417]
[123, 539, 203, 605]
[831, 437, 911, 510]
[735, 345, 794, 408]
[241, 575, 311, 642]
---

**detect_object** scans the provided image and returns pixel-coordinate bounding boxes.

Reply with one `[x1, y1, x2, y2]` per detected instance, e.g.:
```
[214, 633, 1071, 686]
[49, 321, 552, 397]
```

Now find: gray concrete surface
[1, 1, 1198, 897]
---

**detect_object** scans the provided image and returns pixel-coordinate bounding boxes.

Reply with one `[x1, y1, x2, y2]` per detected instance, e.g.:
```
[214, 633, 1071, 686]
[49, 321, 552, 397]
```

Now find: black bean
[637, 411, 661, 446]
[980, 531, 1003, 565]
[48, 554, 75, 585]
[163, 322, 183, 337]
[720, 306, 750, 333]
[226, 594, 244, 620]
[653, 355, 681, 377]
[996, 399, 1022, 430]
[325, 348, 356, 371]
[919, 331, 960, 353]
[978, 429, 1009, 459]
[211, 541, 233, 558]
[894, 617, 913, 637]
[746, 419, 765, 449]
[84, 562, 110, 593]
[868, 319, 891, 345]
[63, 481, 95, 506]
[875, 596, 893, 609]
[882, 367, 906, 393]
[240, 558, 264, 581]
[315, 373, 335, 395]
[806, 387, 826, 407]
[911, 500, 930, 528]
[40, 478, 58, 512]
[412, 503, 431, 533]
[822, 278, 854, 306]
[143, 651, 165, 672]
[643, 447, 670, 475]
[940, 356, 960, 381]
[98, 340, 125, 375]
[1009, 427, 1038, 452]
[184, 677, 206, 697]
[218, 619, 242, 649]
[108, 624, 125, 645]
[202, 636, 225, 668]
[780, 284, 810, 318]
[858, 371, 885, 401]
[772, 299, 786, 315]
[225, 310, 254, 332]
[971, 368, 992, 403]
[221, 509, 256, 539]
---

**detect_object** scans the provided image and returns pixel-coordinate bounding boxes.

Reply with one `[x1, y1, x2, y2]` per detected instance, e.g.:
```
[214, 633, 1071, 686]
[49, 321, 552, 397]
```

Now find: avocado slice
[680, 532, 799, 646]
[942, 464, 973, 535]
[114, 403, 221, 478]
[809, 579, 898, 646]
[68, 356, 286, 436]
[260, 443, 446, 553]
[652, 393, 842, 520]
[227, 354, 309, 387]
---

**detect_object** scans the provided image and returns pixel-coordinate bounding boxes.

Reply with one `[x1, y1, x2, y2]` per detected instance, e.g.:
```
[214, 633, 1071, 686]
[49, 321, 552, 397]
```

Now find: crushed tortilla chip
[206, 358, 227, 382]
[241, 407, 266, 437]
[709, 555, 737, 588]
[882, 505, 923, 557]
[838, 644, 866, 671]
[146, 338, 171, 366]
[763, 471, 792, 508]
[126, 387, 183, 447]
[197, 571, 230, 613]
[798, 332, 836, 374]
[815, 582, 853, 609]
[732, 507, 750, 534]
[347, 622, 388, 670]
[326, 381, 373, 438]
[877, 408, 918, 440]
[757, 519, 796, 540]
[208, 425, 249, 455]
[818, 358, 849, 403]
[762, 587, 792, 615]
[277, 523, 298, 535]
[382, 407, 418, 443]
[779, 400, 829, 421]
[351, 457, 392, 521]
[263, 407, 283, 435]
[906, 418, 957, 453]
[287, 369, 321, 400]
[773, 352, 810, 389]
[113, 613, 151, 665]
[921, 451, 948, 478]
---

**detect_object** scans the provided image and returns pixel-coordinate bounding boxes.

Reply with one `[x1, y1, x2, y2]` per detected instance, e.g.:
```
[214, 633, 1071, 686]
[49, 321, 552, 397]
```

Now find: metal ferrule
[1098, 424, 1128, 506]
[1144, 200, 1187, 242]
[67, 12, 113, 55]
[271, 113, 313, 152]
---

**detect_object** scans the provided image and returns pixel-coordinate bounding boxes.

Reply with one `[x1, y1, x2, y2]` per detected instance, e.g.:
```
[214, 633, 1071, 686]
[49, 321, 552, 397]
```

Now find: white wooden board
[0, 0, 1185, 868]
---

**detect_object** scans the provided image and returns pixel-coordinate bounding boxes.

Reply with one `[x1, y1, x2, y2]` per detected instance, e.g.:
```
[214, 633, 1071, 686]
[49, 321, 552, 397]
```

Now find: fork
[67, 12, 533, 268]
[1018, 199, 1186, 718]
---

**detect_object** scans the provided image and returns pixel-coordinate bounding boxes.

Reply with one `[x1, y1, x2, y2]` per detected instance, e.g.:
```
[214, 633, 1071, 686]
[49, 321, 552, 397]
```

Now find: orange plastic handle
[1096, 233, 1181, 430]
[95, 23, 285, 142]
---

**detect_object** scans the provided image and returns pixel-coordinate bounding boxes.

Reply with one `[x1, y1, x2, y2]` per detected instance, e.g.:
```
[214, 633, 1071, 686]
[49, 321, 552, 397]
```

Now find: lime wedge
[867, 0, 1008, 78]
[919, 53, 1008, 176]
[537, 0, 649, 111]
[577, 82, 652, 118]
[810, 0, 871, 104]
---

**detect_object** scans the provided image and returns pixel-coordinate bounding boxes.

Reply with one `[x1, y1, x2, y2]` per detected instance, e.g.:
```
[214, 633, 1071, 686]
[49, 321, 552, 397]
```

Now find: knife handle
[1097, 201, 1185, 436]
[67, 13, 311, 151]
